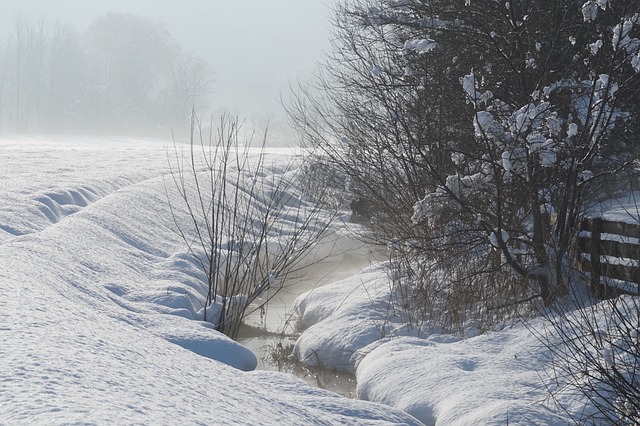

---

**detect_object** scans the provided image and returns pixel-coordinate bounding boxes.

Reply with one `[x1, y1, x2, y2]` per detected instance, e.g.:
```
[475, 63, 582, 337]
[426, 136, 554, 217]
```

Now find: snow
[460, 74, 493, 105]
[294, 264, 399, 373]
[489, 229, 510, 248]
[501, 151, 512, 172]
[590, 39, 603, 55]
[404, 39, 437, 53]
[0, 137, 420, 424]
[355, 327, 570, 425]
[588, 191, 640, 224]
[581, 1, 599, 22]
[292, 186, 640, 424]
[292, 259, 600, 424]
[414, 39, 436, 53]
[7, 136, 638, 425]
[473, 111, 495, 136]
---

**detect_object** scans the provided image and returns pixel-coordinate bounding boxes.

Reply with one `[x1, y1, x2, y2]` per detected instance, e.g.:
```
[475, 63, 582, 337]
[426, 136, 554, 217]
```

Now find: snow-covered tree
[289, 0, 640, 312]
[408, 0, 640, 303]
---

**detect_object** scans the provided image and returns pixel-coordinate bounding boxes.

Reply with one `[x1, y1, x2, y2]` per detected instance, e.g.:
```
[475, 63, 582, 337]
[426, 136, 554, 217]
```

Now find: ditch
[237, 247, 377, 398]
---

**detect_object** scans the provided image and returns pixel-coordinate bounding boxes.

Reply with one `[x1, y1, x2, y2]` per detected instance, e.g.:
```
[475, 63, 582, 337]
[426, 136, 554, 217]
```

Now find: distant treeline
[0, 11, 214, 136]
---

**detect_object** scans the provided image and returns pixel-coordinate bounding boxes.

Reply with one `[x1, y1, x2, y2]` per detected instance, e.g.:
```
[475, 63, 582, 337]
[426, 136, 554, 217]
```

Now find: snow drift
[0, 137, 420, 424]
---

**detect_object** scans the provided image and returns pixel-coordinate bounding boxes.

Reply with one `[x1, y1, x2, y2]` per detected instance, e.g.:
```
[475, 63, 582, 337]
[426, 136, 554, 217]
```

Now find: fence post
[590, 218, 602, 297]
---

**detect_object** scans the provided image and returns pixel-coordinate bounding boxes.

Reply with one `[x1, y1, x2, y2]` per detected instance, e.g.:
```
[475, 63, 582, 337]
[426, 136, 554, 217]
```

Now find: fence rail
[578, 217, 640, 297]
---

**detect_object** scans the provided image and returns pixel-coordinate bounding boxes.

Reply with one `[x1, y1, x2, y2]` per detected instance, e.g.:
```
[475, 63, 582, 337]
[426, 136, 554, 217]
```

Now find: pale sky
[0, 0, 333, 132]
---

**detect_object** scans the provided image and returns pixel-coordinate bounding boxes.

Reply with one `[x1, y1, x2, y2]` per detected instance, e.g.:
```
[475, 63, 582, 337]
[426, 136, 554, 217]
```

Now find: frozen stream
[237, 244, 379, 398]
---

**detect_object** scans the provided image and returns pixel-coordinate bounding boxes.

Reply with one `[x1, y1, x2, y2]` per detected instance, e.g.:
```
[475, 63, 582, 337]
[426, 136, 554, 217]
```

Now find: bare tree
[0, 40, 10, 133]
[0, 11, 214, 135]
[12, 10, 27, 132]
[44, 21, 85, 133]
[84, 13, 178, 131]
[162, 51, 214, 129]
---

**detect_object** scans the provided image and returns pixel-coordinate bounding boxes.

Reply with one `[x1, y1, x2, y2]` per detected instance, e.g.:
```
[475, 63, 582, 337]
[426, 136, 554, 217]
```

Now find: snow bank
[294, 263, 417, 373]
[0, 138, 420, 424]
[355, 327, 568, 425]
[293, 255, 582, 424]
[0, 137, 166, 242]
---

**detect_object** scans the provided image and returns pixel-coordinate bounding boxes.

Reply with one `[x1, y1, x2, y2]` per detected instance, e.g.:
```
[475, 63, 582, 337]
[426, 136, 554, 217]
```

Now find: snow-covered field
[5, 136, 635, 425]
[0, 137, 421, 424]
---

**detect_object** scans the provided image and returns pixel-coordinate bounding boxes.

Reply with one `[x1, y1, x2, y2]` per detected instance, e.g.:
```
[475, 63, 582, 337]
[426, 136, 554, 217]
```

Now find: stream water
[237, 248, 377, 398]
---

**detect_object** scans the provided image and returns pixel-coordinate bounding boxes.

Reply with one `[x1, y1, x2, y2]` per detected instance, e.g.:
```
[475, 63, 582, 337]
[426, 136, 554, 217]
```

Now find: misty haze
[0, 1, 330, 139]
[1, 0, 639, 425]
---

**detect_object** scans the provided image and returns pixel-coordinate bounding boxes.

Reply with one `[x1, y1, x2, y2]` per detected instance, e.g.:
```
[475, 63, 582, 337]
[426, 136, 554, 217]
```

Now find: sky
[0, 0, 333, 135]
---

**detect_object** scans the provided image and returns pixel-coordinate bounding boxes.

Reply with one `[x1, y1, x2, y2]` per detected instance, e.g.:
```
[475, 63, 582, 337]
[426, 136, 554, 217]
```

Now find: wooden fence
[578, 217, 640, 298]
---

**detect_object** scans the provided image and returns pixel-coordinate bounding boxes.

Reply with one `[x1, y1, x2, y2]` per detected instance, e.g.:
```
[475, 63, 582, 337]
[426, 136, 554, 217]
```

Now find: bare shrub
[297, 153, 351, 211]
[533, 292, 640, 424]
[167, 112, 336, 339]
[384, 241, 537, 335]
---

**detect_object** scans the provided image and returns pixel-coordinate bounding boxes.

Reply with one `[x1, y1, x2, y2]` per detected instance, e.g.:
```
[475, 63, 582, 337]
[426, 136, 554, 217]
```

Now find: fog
[0, 0, 332, 142]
